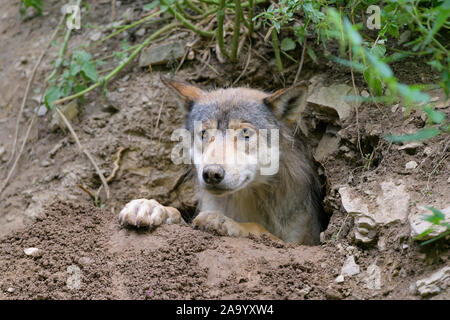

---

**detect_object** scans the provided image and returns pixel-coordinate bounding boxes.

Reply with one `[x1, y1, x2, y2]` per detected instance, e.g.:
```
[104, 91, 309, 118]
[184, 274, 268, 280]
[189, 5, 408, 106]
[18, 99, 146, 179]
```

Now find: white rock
[423, 147, 433, 156]
[410, 206, 450, 240]
[405, 160, 418, 170]
[341, 255, 360, 277]
[136, 28, 146, 37]
[314, 134, 340, 162]
[37, 105, 47, 117]
[339, 181, 410, 243]
[335, 275, 345, 283]
[7, 287, 14, 293]
[307, 83, 357, 122]
[399, 142, 422, 153]
[415, 266, 450, 297]
[24, 247, 40, 256]
[89, 30, 102, 42]
[364, 264, 382, 290]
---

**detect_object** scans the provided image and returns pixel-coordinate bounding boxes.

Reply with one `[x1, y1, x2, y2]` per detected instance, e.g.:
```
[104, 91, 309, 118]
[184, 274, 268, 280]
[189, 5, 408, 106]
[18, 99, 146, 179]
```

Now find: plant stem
[271, 28, 283, 72]
[230, 0, 242, 62]
[248, 0, 254, 36]
[53, 23, 179, 105]
[184, 0, 203, 15]
[89, 10, 162, 49]
[217, 0, 230, 59]
[160, 0, 214, 38]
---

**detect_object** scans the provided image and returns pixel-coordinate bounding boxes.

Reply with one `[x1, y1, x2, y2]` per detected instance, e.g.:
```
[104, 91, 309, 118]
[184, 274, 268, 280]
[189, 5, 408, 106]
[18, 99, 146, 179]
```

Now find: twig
[0, 113, 37, 198]
[89, 10, 162, 49]
[294, 37, 307, 84]
[78, 184, 96, 201]
[55, 107, 110, 200]
[7, 14, 65, 167]
[96, 146, 127, 198]
[232, 43, 252, 85]
[111, 0, 116, 22]
[53, 23, 179, 106]
[160, 0, 214, 38]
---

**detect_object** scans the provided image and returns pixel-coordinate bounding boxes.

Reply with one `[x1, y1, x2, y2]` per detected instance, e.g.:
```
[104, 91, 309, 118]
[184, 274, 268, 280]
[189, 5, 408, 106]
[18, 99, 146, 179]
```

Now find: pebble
[341, 255, 360, 277]
[24, 247, 40, 256]
[40, 160, 51, 167]
[7, 287, 14, 293]
[37, 105, 47, 117]
[136, 28, 145, 37]
[335, 275, 344, 283]
[405, 160, 418, 170]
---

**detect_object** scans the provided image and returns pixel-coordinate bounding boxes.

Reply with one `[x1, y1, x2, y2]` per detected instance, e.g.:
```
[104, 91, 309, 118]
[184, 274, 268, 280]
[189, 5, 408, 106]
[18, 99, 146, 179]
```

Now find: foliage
[414, 207, 450, 245]
[45, 50, 99, 109]
[20, 0, 43, 16]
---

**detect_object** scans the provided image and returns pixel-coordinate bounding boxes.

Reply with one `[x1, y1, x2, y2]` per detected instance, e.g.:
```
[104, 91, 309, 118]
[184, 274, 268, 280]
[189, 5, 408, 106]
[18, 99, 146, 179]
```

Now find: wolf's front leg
[192, 211, 278, 240]
[119, 199, 183, 228]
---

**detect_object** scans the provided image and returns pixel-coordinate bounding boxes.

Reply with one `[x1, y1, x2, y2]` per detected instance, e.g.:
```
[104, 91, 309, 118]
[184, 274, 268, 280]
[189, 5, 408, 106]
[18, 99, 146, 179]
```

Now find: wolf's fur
[119, 78, 327, 245]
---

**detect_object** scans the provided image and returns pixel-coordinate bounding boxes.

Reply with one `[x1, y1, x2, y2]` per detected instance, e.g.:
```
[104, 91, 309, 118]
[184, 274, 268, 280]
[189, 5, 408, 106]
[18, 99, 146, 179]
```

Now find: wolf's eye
[200, 129, 207, 140]
[241, 128, 254, 140]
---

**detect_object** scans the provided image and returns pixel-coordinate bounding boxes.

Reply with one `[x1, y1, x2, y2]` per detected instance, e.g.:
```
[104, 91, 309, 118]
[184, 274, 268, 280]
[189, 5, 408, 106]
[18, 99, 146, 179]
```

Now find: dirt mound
[0, 201, 339, 300]
[1, 201, 447, 300]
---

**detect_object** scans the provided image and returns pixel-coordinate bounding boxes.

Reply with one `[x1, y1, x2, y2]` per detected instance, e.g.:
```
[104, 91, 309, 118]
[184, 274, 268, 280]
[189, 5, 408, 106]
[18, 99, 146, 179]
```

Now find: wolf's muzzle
[202, 165, 225, 185]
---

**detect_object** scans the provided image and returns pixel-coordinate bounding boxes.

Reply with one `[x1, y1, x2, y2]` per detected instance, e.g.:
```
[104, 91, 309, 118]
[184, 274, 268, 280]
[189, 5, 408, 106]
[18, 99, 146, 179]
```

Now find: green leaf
[44, 86, 62, 110]
[81, 60, 98, 82]
[370, 44, 386, 58]
[143, 1, 160, 11]
[281, 37, 296, 51]
[363, 68, 383, 96]
[423, 105, 446, 124]
[385, 127, 441, 143]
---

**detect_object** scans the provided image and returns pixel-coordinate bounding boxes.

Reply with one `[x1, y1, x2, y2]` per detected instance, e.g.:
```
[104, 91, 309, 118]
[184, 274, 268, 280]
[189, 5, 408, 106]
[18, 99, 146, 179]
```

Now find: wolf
[118, 77, 327, 245]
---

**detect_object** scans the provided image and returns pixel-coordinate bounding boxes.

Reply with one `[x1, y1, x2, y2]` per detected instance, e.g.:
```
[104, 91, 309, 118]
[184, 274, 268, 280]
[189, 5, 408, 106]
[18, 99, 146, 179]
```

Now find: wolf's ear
[161, 76, 204, 112]
[263, 81, 309, 124]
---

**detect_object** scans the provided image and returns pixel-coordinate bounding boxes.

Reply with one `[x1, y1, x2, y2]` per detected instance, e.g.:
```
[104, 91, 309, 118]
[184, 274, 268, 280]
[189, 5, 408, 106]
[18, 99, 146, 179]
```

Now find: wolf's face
[162, 78, 309, 197]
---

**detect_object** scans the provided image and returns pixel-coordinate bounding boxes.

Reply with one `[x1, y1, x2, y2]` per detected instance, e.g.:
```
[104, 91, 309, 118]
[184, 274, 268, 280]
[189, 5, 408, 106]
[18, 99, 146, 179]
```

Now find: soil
[0, 1, 448, 300]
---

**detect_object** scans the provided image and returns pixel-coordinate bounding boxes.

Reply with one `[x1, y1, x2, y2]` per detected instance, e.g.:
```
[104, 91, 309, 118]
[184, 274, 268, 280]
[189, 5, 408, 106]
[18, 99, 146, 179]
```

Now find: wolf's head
[162, 77, 309, 197]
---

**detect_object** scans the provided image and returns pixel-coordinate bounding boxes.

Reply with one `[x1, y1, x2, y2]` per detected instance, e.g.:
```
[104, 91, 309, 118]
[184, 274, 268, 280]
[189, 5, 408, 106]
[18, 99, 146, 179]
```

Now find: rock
[361, 90, 369, 98]
[410, 206, 450, 240]
[37, 105, 47, 117]
[405, 160, 418, 170]
[136, 28, 145, 37]
[399, 142, 422, 155]
[7, 287, 14, 293]
[391, 104, 399, 113]
[341, 255, 360, 277]
[423, 147, 433, 156]
[364, 264, 382, 290]
[325, 287, 343, 299]
[335, 275, 344, 283]
[314, 133, 340, 162]
[89, 30, 102, 42]
[40, 160, 51, 167]
[307, 83, 357, 123]
[339, 181, 410, 243]
[415, 266, 450, 297]
[24, 247, 41, 257]
[139, 41, 186, 67]
[50, 101, 79, 132]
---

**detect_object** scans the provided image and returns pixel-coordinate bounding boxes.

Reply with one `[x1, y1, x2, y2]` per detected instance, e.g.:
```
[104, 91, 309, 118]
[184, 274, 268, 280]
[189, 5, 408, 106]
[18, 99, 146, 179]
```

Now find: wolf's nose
[202, 165, 225, 185]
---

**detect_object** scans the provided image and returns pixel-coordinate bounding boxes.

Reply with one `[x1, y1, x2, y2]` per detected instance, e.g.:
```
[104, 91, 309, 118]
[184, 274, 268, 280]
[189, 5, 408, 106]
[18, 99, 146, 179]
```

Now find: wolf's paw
[192, 211, 248, 237]
[119, 199, 182, 228]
